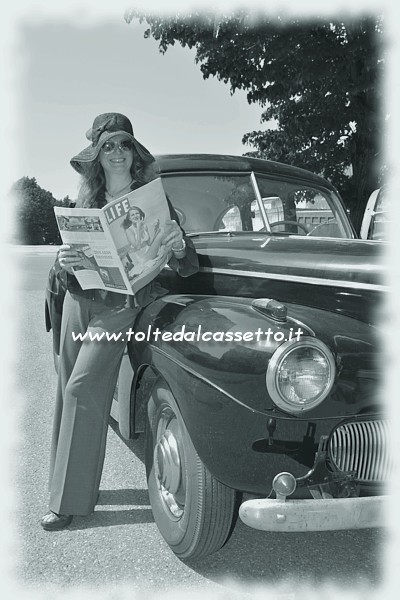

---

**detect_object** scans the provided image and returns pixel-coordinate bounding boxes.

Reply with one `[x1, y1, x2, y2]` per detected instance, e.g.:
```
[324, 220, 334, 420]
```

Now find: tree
[125, 9, 386, 231]
[12, 176, 61, 244]
[59, 195, 73, 208]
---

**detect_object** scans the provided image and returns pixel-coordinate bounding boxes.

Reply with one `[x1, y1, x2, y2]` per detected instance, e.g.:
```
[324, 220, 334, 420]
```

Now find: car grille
[329, 420, 392, 482]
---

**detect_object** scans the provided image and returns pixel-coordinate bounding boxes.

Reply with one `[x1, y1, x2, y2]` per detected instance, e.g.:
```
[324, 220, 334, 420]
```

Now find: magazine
[54, 178, 171, 295]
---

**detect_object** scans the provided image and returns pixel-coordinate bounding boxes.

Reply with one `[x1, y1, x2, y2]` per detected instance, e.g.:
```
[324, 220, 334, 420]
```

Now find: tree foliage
[125, 9, 386, 230]
[12, 176, 66, 244]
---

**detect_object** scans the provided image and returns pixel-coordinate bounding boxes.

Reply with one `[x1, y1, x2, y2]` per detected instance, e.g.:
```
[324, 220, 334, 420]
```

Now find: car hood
[192, 233, 387, 288]
[188, 233, 387, 323]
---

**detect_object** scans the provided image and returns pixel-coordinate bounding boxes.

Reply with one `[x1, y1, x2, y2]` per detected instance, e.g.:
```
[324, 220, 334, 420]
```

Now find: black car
[46, 154, 390, 559]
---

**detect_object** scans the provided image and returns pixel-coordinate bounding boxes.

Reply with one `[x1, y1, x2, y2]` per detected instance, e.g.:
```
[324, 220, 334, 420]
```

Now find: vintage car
[45, 154, 390, 560]
[360, 186, 389, 240]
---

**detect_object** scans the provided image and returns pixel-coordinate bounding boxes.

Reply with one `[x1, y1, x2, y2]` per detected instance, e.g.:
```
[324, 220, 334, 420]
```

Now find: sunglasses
[101, 139, 134, 154]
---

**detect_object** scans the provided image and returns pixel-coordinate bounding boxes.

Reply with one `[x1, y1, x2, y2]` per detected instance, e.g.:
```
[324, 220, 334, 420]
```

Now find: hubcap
[154, 409, 185, 518]
[156, 430, 181, 493]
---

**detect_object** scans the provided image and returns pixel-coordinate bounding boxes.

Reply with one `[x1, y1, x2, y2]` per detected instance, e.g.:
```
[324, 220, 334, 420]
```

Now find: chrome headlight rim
[266, 337, 336, 414]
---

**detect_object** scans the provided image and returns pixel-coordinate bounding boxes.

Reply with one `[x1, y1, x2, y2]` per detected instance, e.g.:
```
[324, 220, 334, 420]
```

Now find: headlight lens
[266, 338, 335, 413]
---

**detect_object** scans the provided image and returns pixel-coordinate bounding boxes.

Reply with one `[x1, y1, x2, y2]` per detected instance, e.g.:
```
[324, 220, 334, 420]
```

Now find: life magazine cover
[54, 178, 171, 295]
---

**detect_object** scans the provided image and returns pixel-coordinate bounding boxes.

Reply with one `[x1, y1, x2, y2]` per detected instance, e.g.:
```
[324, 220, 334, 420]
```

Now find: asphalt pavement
[6, 246, 387, 600]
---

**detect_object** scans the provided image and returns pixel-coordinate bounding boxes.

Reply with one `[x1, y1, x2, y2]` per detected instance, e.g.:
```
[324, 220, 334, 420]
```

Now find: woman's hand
[161, 220, 185, 253]
[57, 244, 83, 273]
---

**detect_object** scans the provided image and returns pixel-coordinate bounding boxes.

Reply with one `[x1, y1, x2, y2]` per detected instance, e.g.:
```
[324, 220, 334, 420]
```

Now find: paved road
[10, 247, 386, 599]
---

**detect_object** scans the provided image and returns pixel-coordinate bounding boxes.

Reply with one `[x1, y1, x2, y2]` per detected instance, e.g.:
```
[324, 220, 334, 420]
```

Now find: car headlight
[266, 337, 336, 414]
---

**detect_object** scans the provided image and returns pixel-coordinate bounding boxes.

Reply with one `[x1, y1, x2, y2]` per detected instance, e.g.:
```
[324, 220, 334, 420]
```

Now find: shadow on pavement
[185, 521, 385, 587]
[97, 488, 150, 506]
[70, 507, 154, 531]
[108, 417, 146, 463]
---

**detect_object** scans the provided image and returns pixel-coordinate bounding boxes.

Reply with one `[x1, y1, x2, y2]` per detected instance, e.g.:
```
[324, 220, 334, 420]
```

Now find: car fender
[128, 293, 303, 415]
[125, 294, 381, 475]
[129, 294, 379, 412]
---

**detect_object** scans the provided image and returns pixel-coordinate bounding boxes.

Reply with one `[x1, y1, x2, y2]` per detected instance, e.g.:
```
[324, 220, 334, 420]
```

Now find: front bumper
[239, 495, 387, 532]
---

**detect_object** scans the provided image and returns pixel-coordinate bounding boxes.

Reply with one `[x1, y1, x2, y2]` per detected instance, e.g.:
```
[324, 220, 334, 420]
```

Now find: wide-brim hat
[70, 112, 155, 174]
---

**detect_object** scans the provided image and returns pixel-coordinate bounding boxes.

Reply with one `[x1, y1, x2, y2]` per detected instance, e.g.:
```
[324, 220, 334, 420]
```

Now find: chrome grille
[329, 420, 392, 482]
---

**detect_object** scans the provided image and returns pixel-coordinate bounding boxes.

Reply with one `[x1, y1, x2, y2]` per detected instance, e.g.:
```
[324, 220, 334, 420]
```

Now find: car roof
[154, 153, 337, 192]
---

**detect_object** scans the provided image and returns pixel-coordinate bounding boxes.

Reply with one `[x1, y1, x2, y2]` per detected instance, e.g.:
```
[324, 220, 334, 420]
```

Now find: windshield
[161, 172, 353, 238]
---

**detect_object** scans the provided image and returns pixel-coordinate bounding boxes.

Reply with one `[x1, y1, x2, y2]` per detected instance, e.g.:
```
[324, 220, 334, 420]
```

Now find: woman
[41, 112, 198, 530]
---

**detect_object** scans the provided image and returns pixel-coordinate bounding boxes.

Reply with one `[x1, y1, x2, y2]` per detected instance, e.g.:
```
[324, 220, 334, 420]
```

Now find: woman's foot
[40, 511, 73, 531]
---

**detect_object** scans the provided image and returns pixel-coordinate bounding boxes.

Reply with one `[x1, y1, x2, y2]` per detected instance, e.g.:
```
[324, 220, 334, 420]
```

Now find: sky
[3, 0, 399, 206]
[14, 12, 268, 201]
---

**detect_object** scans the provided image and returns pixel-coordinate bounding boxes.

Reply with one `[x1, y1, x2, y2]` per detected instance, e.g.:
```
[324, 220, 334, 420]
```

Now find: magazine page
[104, 178, 171, 295]
[54, 178, 171, 295]
[54, 207, 133, 294]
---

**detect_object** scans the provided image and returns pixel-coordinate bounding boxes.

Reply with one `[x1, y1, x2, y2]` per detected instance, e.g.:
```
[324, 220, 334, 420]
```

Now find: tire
[145, 383, 236, 559]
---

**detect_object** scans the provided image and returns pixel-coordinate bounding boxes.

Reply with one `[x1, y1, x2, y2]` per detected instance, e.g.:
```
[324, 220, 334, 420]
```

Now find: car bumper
[239, 496, 387, 532]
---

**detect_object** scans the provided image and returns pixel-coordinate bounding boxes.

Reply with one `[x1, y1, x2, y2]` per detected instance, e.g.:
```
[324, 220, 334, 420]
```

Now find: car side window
[255, 175, 349, 238]
[294, 190, 338, 236]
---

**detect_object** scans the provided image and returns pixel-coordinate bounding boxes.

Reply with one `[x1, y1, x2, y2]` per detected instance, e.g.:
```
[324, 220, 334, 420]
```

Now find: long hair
[75, 149, 159, 208]
[121, 206, 146, 230]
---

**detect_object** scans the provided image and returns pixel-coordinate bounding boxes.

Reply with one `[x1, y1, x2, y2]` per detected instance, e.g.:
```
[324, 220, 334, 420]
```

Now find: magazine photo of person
[121, 206, 165, 279]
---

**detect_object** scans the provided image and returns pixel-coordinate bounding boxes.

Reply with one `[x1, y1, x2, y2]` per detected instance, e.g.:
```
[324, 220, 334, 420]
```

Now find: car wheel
[145, 383, 236, 559]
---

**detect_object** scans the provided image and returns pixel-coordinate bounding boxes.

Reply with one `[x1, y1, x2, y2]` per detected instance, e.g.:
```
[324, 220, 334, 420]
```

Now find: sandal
[40, 511, 73, 531]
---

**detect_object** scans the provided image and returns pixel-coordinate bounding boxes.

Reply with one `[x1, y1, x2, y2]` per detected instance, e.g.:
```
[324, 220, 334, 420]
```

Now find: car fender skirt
[239, 495, 387, 532]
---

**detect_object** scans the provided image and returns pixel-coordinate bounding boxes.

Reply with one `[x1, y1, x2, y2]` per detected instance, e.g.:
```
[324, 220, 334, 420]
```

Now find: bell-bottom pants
[48, 291, 139, 516]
